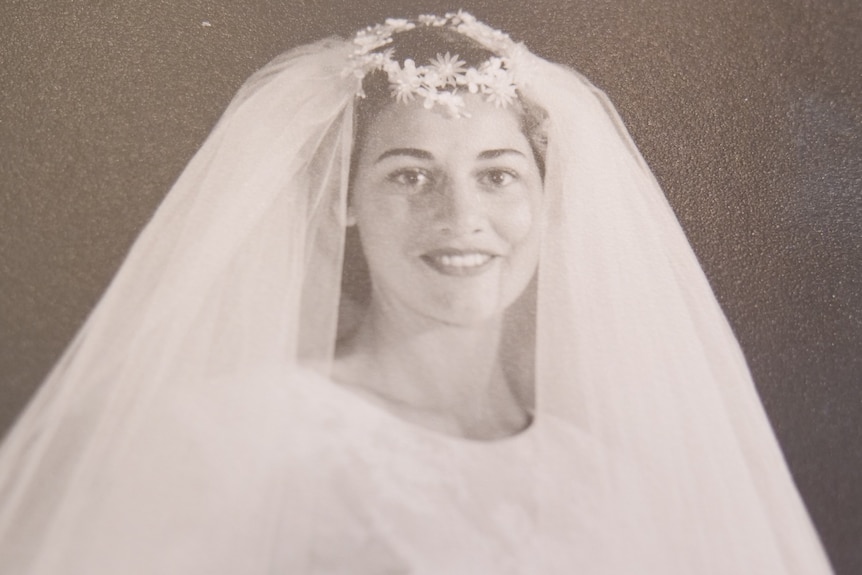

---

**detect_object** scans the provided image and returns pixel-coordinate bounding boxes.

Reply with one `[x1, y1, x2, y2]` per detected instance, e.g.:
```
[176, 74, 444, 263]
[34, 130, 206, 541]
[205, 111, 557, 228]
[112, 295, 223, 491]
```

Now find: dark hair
[350, 25, 548, 181]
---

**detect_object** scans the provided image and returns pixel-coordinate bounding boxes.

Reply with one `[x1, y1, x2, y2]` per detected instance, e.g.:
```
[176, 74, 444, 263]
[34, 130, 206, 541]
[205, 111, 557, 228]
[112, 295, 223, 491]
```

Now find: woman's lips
[420, 250, 497, 277]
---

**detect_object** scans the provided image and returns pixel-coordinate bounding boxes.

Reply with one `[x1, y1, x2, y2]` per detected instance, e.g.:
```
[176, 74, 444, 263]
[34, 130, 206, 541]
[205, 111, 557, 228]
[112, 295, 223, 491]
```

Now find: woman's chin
[412, 275, 529, 328]
[422, 295, 504, 328]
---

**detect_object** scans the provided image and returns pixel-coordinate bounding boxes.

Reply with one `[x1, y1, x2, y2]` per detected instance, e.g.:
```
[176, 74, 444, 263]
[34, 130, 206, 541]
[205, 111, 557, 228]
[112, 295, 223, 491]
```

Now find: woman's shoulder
[156, 363, 351, 462]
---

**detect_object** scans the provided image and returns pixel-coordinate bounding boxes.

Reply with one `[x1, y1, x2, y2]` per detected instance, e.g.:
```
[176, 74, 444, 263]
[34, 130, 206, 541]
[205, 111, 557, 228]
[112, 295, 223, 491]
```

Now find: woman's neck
[334, 297, 531, 439]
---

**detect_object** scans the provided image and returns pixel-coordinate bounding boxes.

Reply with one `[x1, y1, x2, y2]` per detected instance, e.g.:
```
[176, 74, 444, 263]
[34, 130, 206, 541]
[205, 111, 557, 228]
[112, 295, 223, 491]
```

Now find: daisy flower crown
[346, 12, 528, 118]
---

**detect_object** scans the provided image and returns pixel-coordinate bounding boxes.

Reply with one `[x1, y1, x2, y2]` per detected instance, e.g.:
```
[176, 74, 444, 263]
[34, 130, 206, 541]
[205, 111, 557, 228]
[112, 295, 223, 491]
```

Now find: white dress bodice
[25, 365, 706, 574]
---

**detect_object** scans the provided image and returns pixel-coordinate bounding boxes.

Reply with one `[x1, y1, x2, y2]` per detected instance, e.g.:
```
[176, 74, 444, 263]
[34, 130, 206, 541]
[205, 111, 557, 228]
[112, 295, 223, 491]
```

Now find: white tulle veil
[0, 14, 832, 574]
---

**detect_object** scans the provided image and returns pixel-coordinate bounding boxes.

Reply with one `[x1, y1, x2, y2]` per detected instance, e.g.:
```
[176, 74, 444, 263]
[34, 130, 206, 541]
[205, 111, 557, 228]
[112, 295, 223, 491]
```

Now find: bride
[0, 12, 832, 574]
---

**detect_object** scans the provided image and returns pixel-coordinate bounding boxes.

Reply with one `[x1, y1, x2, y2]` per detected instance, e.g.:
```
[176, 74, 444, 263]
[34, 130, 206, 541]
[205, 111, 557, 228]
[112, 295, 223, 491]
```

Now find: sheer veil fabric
[0, 29, 832, 574]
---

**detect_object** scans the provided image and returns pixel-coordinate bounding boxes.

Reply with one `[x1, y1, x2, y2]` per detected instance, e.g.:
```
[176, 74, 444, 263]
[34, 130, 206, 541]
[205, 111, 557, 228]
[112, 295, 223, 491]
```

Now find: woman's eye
[479, 169, 518, 187]
[388, 169, 433, 188]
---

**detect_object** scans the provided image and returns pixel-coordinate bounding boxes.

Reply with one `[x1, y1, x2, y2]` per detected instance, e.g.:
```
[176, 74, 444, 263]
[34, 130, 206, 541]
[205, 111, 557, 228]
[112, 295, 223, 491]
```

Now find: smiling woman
[0, 11, 834, 575]
[350, 96, 542, 325]
[336, 94, 544, 438]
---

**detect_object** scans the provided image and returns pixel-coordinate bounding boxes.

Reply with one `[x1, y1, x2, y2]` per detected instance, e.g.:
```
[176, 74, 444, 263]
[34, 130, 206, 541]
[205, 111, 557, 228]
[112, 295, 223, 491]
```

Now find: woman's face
[350, 95, 544, 327]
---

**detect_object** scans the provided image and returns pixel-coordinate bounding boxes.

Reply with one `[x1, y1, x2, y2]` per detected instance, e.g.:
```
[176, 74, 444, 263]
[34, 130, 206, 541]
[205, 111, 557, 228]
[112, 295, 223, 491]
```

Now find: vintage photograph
[1, 2, 859, 573]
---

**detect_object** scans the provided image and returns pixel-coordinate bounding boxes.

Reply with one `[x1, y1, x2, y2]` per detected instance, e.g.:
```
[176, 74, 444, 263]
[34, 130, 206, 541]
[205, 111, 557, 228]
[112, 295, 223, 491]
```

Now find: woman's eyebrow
[375, 148, 434, 162]
[477, 148, 526, 160]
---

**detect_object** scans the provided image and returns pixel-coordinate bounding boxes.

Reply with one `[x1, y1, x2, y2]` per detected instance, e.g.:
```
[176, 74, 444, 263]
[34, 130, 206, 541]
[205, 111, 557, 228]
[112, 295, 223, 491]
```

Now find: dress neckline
[303, 368, 539, 447]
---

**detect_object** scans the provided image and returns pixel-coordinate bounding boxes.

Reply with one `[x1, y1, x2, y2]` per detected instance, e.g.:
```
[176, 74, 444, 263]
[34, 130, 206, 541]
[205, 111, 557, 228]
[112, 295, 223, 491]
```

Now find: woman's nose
[433, 178, 486, 235]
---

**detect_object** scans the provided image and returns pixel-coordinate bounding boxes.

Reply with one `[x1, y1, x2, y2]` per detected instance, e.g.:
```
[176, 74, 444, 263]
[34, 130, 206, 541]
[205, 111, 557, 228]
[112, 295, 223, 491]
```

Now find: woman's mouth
[421, 251, 497, 276]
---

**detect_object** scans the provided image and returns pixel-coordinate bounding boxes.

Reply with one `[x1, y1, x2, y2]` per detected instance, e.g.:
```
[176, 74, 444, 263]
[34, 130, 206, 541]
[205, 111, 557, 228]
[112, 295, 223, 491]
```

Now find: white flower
[420, 69, 441, 89]
[391, 82, 417, 103]
[450, 10, 475, 27]
[418, 14, 446, 26]
[452, 12, 514, 56]
[429, 52, 467, 85]
[482, 75, 518, 108]
[481, 56, 505, 75]
[393, 58, 421, 83]
[388, 59, 423, 103]
[353, 30, 390, 55]
[384, 18, 415, 34]
[368, 52, 388, 69]
[417, 86, 438, 110]
[460, 68, 484, 93]
[434, 91, 467, 117]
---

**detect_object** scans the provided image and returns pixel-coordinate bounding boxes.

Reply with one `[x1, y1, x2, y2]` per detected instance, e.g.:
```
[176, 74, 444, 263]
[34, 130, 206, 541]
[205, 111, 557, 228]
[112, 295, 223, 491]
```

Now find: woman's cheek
[359, 190, 407, 228]
[493, 194, 535, 245]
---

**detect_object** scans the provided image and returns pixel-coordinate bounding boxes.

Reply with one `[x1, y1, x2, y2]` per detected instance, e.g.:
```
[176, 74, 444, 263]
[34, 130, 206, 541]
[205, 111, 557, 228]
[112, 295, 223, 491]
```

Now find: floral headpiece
[346, 12, 528, 118]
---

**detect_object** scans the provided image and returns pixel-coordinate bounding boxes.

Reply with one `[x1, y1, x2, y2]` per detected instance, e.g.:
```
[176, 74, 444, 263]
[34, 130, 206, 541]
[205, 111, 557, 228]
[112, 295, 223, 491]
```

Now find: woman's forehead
[361, 95, 531, 158]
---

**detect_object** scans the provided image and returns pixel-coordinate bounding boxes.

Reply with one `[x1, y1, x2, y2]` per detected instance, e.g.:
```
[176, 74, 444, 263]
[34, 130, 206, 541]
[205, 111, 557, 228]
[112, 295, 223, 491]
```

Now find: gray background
[1, 1, 859, 572]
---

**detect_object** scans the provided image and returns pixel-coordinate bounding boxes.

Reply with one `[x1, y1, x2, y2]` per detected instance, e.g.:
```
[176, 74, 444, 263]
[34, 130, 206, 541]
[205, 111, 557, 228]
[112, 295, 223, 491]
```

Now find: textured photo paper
[0, 2, 858, 573]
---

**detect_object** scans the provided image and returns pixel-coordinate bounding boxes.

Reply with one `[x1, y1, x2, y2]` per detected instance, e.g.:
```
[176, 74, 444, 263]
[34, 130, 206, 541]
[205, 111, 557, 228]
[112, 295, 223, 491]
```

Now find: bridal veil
[0, 13, 832, 574]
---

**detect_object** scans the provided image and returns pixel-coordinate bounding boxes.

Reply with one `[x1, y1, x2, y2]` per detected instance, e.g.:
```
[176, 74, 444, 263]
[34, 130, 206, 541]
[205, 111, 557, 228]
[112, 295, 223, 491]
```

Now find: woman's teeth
[434, 253, 492, 268]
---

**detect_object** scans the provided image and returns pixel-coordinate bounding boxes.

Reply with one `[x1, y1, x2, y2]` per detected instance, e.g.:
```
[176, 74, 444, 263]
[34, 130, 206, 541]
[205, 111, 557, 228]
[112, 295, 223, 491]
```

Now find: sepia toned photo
[1, 2, 859, 573]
